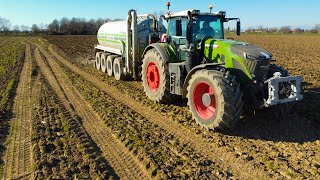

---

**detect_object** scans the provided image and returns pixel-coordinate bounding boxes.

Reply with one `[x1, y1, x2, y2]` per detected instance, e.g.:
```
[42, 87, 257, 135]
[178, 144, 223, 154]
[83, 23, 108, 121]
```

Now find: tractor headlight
[244, 53, 258, 61]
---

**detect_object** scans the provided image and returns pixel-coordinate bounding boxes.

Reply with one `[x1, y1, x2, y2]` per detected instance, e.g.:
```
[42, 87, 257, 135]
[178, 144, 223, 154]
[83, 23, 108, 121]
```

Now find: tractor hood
[203, 39, 273, 81]
[203, 39, 272, 62]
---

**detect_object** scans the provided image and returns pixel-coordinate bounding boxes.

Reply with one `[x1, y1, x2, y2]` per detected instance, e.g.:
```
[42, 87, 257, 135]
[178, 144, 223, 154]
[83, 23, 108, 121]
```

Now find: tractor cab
[163, 9, 240, 63]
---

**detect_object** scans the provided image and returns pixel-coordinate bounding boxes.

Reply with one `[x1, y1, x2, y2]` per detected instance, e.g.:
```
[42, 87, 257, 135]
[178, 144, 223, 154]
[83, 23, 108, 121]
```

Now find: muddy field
[0, 35, 319, 179]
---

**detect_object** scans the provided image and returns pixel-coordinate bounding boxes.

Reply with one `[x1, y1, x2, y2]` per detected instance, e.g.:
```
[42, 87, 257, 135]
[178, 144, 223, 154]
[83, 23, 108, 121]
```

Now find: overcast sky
[0, 0, 319, 29]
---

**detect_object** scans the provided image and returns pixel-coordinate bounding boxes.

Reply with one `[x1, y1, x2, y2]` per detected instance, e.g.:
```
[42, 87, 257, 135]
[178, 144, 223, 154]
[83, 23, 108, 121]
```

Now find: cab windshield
[192, 15, 224, 41]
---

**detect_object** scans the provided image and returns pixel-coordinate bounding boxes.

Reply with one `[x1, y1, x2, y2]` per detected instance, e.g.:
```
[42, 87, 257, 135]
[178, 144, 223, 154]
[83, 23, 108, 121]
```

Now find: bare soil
[44, 34, 320, 179]
[0, 35, 318, 179]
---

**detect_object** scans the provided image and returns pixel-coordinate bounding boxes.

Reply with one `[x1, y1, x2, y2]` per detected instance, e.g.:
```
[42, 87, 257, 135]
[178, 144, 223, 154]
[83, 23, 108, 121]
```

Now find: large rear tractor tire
[106, 55, 118, 77]
[187, 70, 244, 130]
[141, 49, 174, 103]
[113, 57, 125, 80]
[95, 52, 102, 70]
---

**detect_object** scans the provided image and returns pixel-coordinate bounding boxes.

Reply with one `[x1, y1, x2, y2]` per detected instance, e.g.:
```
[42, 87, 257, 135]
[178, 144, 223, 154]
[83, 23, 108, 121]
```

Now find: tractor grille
[244, 59, 270, 81]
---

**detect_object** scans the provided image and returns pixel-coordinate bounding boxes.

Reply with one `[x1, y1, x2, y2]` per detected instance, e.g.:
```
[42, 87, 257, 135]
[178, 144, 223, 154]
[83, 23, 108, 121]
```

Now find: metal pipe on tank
[126, 10, 134, 74]
[149, 14, 156, 31]
[131, 10, 138, 79]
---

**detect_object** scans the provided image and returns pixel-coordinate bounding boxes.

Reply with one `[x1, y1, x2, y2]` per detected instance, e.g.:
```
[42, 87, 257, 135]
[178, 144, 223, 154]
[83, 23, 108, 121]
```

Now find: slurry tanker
[94, 3, 303, 130]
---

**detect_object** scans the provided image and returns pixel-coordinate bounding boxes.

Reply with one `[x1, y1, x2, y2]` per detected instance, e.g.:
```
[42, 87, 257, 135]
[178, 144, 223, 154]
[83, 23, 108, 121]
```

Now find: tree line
[47, 17, 123, 35]
[0, 16, 123, 35]
[242, 25, 320, 34]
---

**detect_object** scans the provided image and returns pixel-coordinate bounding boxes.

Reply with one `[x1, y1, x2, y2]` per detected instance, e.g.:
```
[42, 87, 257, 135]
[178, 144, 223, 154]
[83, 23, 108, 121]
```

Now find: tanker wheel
[113, 57, 125, 80]
[141, 49, 174, 103]
[95, 52, 102, 70]
[101, 53, 108, 73]
[106, 55, 118, 77]
[187, 70, 244, 130]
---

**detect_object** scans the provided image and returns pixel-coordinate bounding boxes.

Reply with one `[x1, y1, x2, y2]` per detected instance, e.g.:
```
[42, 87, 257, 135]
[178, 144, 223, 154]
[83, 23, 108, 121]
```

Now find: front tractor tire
[141, 49, 174, 103]
[187, 70, 244, 130]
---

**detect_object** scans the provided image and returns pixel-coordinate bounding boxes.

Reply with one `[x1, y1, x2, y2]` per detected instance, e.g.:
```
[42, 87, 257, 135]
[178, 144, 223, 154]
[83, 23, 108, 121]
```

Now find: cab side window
[181, 18, 188, 37]
[168, 18, 177, 36]
[168, 17, 188, 37]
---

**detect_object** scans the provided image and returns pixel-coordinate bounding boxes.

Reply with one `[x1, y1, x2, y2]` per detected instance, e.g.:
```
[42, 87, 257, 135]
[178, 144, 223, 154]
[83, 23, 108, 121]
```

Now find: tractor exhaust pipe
[185, 11, 199, 73]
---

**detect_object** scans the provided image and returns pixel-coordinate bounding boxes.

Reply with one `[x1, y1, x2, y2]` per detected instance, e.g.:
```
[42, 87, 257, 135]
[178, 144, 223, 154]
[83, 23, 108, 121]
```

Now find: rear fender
[142, 43, 179, 63]
[182, 63, 225, 98]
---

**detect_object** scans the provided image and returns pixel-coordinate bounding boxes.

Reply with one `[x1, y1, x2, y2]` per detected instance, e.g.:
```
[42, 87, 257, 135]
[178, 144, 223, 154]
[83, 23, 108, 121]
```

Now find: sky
[0, 0, 319, 30]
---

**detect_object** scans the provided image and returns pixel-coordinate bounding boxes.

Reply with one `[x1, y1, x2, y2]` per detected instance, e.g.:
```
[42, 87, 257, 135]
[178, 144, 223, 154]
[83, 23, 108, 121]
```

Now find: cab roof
[164, 10, 226, 19]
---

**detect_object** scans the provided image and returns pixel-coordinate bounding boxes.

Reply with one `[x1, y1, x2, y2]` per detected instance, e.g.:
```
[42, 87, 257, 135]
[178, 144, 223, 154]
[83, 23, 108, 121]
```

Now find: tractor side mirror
[158, 17, 163, 31]
[236, 20, 241, 36]
[158, 15, 167, 32]
[175, 19, 182, 36]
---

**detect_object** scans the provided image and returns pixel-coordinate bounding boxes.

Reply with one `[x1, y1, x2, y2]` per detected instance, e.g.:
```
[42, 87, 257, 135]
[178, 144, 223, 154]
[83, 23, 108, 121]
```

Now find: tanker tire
[142, 49, 174, 103]
[101, 53, 108, 73]
[95, 52, 102, 70]
[106, 55, 118, 77]
[187, 69, 244, 130]
[113, 57, 125, 80]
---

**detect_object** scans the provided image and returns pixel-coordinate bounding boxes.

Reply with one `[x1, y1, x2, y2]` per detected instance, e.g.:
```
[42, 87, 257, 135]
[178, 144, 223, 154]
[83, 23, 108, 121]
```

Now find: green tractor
[141, 8, 303, 130]
[95, 4, 303, 130]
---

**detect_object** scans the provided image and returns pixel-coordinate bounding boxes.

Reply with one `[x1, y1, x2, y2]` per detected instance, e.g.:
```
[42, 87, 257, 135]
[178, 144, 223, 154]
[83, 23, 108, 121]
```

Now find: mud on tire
[187, 69, 244, 130]
[141, 49, 174, 103]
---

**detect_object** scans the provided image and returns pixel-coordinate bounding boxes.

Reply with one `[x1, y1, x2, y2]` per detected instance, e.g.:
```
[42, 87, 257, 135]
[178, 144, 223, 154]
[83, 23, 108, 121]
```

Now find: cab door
[167, 17, 189, 62]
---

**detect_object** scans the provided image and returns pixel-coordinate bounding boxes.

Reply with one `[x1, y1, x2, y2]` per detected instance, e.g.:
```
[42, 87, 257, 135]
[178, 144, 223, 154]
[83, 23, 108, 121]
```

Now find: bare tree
[0, 17, 11, 35]
[309, 29, 318, 34]
[96, 18, 105, 29]
[268, 27, 278, 33]
[69, 17, 80, 34]
[48, 19, 60, 34]
[279, 26, 292, 34]
[256, 25, 265, 32]
[31, 24, 40, 34]
[13, 25, 20, 33]
[20, 25, 29, 33]
[88, 19, 97, 34]
[60, 17, 70, 34]
[245, 27, 255, 33]
[294, 28, 304, 34]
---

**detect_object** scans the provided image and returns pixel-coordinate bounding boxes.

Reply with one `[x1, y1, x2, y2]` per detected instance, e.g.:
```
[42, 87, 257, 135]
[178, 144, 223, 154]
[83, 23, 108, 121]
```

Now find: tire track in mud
[32, 44, 151, 180]
[46, 44, 270, 179]
[2, 44, 33, 180]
